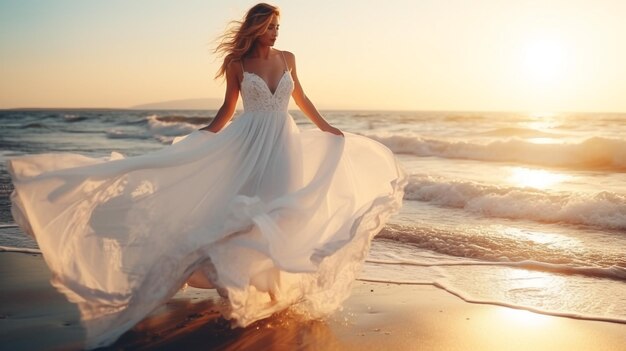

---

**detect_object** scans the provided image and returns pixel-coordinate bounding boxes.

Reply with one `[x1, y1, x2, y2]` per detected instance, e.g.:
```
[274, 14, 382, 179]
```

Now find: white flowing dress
[7, 65, 407, 348]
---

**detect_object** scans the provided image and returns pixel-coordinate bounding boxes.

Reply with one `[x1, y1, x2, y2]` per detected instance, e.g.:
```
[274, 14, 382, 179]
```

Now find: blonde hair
[214, 3, 280, 79]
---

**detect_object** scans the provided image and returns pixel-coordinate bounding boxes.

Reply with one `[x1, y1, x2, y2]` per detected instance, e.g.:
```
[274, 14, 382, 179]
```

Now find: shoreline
[4, 245, 625, 326]
[360, 277, 626, 326]
[1, 252, 625, 350]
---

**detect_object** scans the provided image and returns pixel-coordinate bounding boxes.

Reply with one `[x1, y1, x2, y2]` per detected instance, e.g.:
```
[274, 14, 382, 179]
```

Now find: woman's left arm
[285, 51, 343, 136]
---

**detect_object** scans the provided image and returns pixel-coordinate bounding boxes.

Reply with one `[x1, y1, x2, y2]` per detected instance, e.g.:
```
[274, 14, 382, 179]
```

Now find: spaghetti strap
[240, 58, 245, 73]
[280, 51, 289, 71]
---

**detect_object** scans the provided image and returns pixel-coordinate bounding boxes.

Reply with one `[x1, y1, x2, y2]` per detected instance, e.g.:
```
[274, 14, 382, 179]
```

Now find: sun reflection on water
[526, 137, 560, 144]
[508, 167, 570, 189]
[498, 226, 582, 253]
[523, 112, 561, 131]
[497, 306, 552, 326]
[529, 112, 557, 119]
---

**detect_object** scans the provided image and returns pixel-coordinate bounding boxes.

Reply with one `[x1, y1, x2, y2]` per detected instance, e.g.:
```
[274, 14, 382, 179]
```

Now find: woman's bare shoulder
[226, 58, 243, 68]
[225, 59, 244, 74]
[279, 50, 295, 59]
[278, 50, 296, 69]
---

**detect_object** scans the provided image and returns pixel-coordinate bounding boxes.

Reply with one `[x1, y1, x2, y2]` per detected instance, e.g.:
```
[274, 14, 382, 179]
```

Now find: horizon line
[2, 106, 626, 115]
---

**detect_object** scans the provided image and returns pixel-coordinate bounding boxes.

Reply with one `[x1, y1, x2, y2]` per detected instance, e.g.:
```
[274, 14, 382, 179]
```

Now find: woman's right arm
[199, 62, 241, 133]
[285, 51, 343, 136]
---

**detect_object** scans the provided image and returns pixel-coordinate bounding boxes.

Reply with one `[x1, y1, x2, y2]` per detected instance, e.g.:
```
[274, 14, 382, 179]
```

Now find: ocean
[1, 109, 625, 324]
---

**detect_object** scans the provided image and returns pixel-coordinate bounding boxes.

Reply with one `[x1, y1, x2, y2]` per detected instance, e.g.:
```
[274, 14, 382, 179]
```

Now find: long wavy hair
[214, 3, 280, 79]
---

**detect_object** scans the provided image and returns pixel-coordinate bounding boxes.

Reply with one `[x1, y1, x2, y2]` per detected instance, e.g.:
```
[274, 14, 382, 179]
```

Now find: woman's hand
[321, 125, 343, 136]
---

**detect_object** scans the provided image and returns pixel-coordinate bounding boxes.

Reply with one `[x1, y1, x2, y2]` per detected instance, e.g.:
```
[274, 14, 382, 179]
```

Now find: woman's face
[257, 15, 279, 47]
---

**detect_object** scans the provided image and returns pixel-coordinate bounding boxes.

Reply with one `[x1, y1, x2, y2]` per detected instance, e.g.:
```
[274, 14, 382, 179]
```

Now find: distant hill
[2, 97, 317, 111]
[2, 107, 132, 111]
[130, 98, 236, 110]
[130, 97, 304, 110]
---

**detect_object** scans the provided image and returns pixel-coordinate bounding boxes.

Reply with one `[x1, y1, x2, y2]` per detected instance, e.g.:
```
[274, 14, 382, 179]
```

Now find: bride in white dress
[7, 3, 407, 349]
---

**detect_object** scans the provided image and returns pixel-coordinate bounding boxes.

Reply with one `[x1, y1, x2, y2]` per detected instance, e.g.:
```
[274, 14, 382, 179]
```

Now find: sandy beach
[0, 251, 624, 351]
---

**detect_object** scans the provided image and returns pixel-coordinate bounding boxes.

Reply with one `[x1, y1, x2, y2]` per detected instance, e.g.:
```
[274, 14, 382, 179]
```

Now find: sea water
[1, 109, 624, 324]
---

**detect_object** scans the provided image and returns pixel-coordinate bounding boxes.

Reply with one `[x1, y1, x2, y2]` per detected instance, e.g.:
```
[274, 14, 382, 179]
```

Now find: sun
[521, 38, 567, 85]
[510, 33, 578, 110]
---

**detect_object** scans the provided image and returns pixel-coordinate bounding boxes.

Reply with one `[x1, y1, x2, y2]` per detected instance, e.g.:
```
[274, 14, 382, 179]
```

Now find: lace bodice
[240, 71, 294, 112]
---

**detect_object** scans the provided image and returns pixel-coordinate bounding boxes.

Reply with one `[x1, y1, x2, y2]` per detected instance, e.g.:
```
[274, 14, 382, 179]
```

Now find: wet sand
[1, 252, 624, 350]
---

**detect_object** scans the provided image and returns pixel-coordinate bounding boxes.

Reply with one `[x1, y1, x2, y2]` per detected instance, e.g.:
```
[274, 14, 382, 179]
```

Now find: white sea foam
[403, 174, 626, 230]
[357, 277, 626, 324]
[146, 115, 198, 137]
[366, 133, 626, 170]
[63, 114, 87, 122]
[365, 257, 626, 281]
[106, 129, 152, 139]
[0, 246, 41, 254]
[362, 249, 626, 324]
[477, 127, 562, 137]
[375, 224, 625, 268]
[0, 224, 19, 228]
[155, 135, 176, 144]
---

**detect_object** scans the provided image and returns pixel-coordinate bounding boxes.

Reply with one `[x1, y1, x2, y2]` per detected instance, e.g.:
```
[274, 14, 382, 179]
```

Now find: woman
[198, 3, 343, 137]
[7, 3, 406, 349]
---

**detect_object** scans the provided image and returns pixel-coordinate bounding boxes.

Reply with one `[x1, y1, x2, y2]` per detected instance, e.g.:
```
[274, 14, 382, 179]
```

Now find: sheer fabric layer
[7, 69, 407, 349]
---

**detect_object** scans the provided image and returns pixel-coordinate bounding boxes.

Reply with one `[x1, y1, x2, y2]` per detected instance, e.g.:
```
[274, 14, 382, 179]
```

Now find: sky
[1, 0, 625, 112]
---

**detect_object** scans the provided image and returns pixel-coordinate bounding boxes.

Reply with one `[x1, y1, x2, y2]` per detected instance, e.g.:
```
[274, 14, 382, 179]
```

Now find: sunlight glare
[529, 112, 556, 119]
[526, 137, 560, 144]
[522, 112, 562, 131]
[508, 167, 570, 189]
[499, 227, 580, 247]
[522, 38, 566, 84]
[497, 307, 551, 326]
